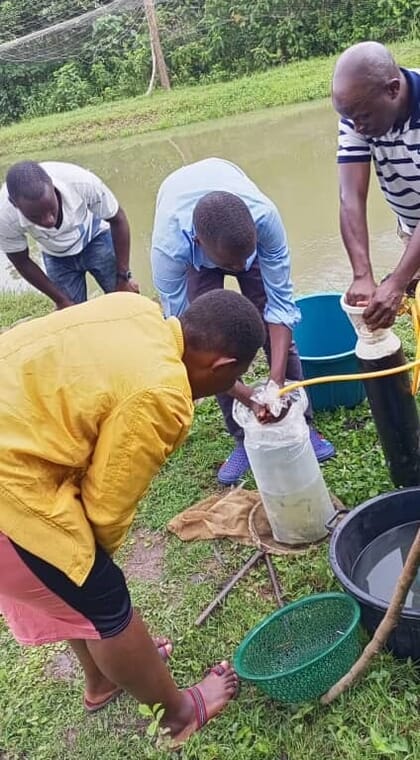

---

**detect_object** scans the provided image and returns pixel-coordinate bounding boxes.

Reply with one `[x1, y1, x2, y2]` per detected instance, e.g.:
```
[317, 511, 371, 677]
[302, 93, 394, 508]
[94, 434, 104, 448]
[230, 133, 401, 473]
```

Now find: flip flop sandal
[158, 663, 239, 751]
[186, 684, 209, 728]
[84, 688, 123, 714]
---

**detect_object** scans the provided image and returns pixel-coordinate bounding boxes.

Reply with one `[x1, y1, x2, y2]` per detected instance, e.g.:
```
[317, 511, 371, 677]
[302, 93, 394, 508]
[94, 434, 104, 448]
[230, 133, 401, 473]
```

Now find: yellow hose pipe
[278, 359, 420, 398]
[278, 282, 420, 399]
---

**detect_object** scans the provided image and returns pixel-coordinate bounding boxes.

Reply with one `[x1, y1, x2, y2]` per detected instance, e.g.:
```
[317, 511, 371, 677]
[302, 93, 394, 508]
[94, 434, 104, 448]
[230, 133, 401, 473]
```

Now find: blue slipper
[217, 444, 250, 485]
[310, 427, 335, 463]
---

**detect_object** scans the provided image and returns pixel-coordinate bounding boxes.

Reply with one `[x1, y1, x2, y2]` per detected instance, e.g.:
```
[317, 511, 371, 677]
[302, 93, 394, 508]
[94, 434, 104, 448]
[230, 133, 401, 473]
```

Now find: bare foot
[153, 636, 173, 661]
[166, 661, 238, 746]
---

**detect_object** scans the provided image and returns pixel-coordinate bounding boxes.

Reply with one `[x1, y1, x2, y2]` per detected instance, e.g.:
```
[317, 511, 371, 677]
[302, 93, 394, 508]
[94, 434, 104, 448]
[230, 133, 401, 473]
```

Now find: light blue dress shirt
[151, 157, 300, 328]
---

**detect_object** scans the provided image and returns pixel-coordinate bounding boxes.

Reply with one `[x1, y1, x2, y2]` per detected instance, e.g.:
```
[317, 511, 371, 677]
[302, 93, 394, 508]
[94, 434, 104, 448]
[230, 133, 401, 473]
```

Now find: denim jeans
[187, 261, 313, 443]
[42, 230, 117, 303]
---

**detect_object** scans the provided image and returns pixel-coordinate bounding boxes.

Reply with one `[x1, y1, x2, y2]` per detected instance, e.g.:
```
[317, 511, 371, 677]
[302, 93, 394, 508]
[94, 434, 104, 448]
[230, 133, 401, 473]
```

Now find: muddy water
[0, 99, 399, 295]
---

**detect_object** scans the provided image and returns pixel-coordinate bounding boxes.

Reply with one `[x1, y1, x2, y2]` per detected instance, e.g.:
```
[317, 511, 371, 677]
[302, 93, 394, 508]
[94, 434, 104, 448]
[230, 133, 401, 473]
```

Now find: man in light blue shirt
[152, 158, 335, 484]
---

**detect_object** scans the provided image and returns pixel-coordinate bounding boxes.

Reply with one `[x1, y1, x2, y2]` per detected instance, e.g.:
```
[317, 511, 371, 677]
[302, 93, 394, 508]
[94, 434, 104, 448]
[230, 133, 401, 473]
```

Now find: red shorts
[0, 533, 133, 645]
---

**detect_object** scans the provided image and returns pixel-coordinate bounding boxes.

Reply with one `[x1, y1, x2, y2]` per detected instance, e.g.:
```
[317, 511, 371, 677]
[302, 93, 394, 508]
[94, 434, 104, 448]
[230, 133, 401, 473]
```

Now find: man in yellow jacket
[0, 289, 265, 746]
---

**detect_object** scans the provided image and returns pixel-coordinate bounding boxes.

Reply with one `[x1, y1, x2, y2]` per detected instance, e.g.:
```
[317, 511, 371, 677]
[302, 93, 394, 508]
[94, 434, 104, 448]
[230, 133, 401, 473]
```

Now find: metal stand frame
[195, 549, 284, 626]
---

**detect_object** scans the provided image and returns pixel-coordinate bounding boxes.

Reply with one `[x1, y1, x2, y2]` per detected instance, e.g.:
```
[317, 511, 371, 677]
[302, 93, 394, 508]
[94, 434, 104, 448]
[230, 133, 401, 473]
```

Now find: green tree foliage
[0, 0, 418, 125]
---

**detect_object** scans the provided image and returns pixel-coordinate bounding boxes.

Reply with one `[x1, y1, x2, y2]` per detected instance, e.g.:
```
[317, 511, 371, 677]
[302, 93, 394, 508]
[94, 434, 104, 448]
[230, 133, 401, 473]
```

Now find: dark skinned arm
[107, 207, 139, 293]
[339, 161, 376, 304]
[340, 161, 420, 329]
[268, 323, 292, 385]
[6, 249, 74, 309]
[228, 208, 297, 421]
[227, 325, 292, 423]
[363, 222, 420, 329]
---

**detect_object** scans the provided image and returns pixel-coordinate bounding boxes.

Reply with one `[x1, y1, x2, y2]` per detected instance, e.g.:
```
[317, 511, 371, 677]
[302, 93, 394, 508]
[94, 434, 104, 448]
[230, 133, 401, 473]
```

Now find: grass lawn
[0, 294, 419, 760]
[0, 38, 418, 159]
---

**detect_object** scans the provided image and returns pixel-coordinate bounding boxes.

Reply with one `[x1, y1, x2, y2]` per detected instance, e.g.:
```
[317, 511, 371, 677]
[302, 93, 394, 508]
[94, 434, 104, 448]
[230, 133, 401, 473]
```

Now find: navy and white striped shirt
[337, 68, 420, 234]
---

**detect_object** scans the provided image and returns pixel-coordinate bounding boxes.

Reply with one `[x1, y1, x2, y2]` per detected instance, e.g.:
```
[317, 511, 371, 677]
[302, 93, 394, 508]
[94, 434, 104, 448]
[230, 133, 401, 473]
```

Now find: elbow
[6, 251, 30, 272]
[339, 196, 349, 224]
[339, 184, 366, 218]
[339, 194, 360, 227]
[339, 185, 353, 212]
[109, 207, 127, 228]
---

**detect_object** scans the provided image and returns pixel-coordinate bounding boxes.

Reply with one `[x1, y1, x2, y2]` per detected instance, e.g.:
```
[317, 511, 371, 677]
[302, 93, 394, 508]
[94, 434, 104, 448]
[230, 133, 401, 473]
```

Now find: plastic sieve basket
[233, 592, 361, 703]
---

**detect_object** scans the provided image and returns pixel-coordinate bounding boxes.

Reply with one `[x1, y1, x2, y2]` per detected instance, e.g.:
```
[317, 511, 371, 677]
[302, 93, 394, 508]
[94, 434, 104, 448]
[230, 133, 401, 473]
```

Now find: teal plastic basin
[294, 293, 366, 411]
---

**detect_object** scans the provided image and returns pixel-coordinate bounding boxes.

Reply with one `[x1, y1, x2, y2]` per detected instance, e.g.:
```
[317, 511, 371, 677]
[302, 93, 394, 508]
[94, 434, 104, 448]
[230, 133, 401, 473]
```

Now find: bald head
[332, 42, 408, 137]
[333, 42, 398, 94]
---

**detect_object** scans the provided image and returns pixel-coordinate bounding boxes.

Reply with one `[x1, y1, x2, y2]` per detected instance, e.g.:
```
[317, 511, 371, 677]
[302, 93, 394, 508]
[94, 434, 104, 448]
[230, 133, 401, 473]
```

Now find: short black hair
[193, 191, 256, 255]
[6, 161, 52, 203]
[181, 290, 266, 363]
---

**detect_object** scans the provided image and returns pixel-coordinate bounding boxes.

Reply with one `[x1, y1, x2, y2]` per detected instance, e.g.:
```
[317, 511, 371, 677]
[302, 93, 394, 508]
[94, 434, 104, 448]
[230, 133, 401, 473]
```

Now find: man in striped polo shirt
[332, 41, 420, 329]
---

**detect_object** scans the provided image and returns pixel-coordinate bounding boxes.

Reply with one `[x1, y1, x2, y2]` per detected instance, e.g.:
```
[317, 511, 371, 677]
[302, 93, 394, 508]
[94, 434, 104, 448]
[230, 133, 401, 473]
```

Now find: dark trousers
[187, 262, 313, 443]
[43, 230, 116, 304]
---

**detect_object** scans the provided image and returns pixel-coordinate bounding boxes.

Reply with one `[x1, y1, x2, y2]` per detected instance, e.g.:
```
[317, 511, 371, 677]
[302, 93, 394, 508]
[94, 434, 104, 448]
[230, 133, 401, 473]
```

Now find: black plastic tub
[329, 488, 420, 661]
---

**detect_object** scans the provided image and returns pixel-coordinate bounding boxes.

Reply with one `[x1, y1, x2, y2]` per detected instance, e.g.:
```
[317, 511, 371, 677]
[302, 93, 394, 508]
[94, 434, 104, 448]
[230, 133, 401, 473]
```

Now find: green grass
[0, 39, 418, 159]
[0, 296, 419, 759]
[0, 291, 51, 331]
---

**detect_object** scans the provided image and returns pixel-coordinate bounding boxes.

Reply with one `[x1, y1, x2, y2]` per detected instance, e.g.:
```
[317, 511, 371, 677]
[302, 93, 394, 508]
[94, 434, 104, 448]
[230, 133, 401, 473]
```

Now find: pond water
[0, 99, 399, 296]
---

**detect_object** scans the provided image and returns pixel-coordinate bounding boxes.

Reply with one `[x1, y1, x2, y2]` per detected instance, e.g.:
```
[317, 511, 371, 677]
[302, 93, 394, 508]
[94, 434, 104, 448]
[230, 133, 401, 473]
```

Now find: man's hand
[116, 277, 140, 294]
[249, 398, 270, 422]
[231, 380, 289, 425]
[346, 273, 376, 306]
[362, 275, 405, 330]
[55, 296, 75, 310]
[249, 398, 290, 424]
[6, 250, 77, 310]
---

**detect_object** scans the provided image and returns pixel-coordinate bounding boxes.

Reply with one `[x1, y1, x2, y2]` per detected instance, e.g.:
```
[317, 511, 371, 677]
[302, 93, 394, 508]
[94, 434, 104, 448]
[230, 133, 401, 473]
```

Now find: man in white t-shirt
[0, 161, 139, 309]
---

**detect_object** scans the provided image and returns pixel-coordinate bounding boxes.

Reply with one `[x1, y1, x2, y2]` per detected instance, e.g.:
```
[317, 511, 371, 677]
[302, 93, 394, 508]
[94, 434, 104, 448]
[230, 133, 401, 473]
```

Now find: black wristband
[117, 270, 132, 281]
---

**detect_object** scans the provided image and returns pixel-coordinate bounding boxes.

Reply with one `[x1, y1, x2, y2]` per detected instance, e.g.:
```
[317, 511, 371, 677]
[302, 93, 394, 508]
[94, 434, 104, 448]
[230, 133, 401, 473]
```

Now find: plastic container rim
[329, 488, 420, 620]
[296, 292, 358, 363]
[233, 591, 361, 682]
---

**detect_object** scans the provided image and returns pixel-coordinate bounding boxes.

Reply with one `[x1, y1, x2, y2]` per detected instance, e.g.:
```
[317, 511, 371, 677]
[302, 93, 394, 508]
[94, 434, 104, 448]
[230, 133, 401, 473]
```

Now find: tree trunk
[144, 0, 170, 91]
[321, 527, 420, 705]
[145, 29, 156, 96]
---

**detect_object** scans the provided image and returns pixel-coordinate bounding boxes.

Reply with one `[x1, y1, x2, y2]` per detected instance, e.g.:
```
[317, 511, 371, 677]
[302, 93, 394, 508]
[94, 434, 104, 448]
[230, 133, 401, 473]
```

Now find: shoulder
[153, 185, 194, 258]
[42, 161, 107, 191]
[404, 67, 420, 82]
[338, 117, 361, 137]
[337, 118, 372, 163]
[41, 161, 92, 181]
[0, 184, 19, 225]
[253, 195, 283, 231]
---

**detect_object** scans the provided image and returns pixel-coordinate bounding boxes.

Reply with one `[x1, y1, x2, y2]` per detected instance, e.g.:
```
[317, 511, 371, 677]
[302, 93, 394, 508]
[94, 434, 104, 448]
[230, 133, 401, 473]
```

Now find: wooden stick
[195, 549, 264, 626]
[264, 554, 285, 607]
[321, 527, 420, 705]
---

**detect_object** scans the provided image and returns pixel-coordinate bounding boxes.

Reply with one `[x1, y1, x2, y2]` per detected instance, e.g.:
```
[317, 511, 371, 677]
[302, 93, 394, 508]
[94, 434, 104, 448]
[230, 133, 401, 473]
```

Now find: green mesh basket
[233, 592, 361, 703]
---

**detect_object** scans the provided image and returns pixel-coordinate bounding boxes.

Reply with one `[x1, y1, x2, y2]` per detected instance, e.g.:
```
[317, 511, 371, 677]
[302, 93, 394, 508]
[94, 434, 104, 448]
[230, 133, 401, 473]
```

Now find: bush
[0, 0, 418, 125]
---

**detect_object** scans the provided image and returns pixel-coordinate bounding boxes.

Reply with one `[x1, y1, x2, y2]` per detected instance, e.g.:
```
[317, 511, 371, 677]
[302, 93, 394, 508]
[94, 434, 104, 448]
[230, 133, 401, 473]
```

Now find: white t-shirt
[0, 161, 119, 258]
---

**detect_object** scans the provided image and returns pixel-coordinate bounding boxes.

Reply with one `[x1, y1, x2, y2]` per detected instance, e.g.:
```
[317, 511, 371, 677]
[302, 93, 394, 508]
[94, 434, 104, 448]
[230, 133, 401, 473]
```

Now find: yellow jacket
[0, 293, 194, 585]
